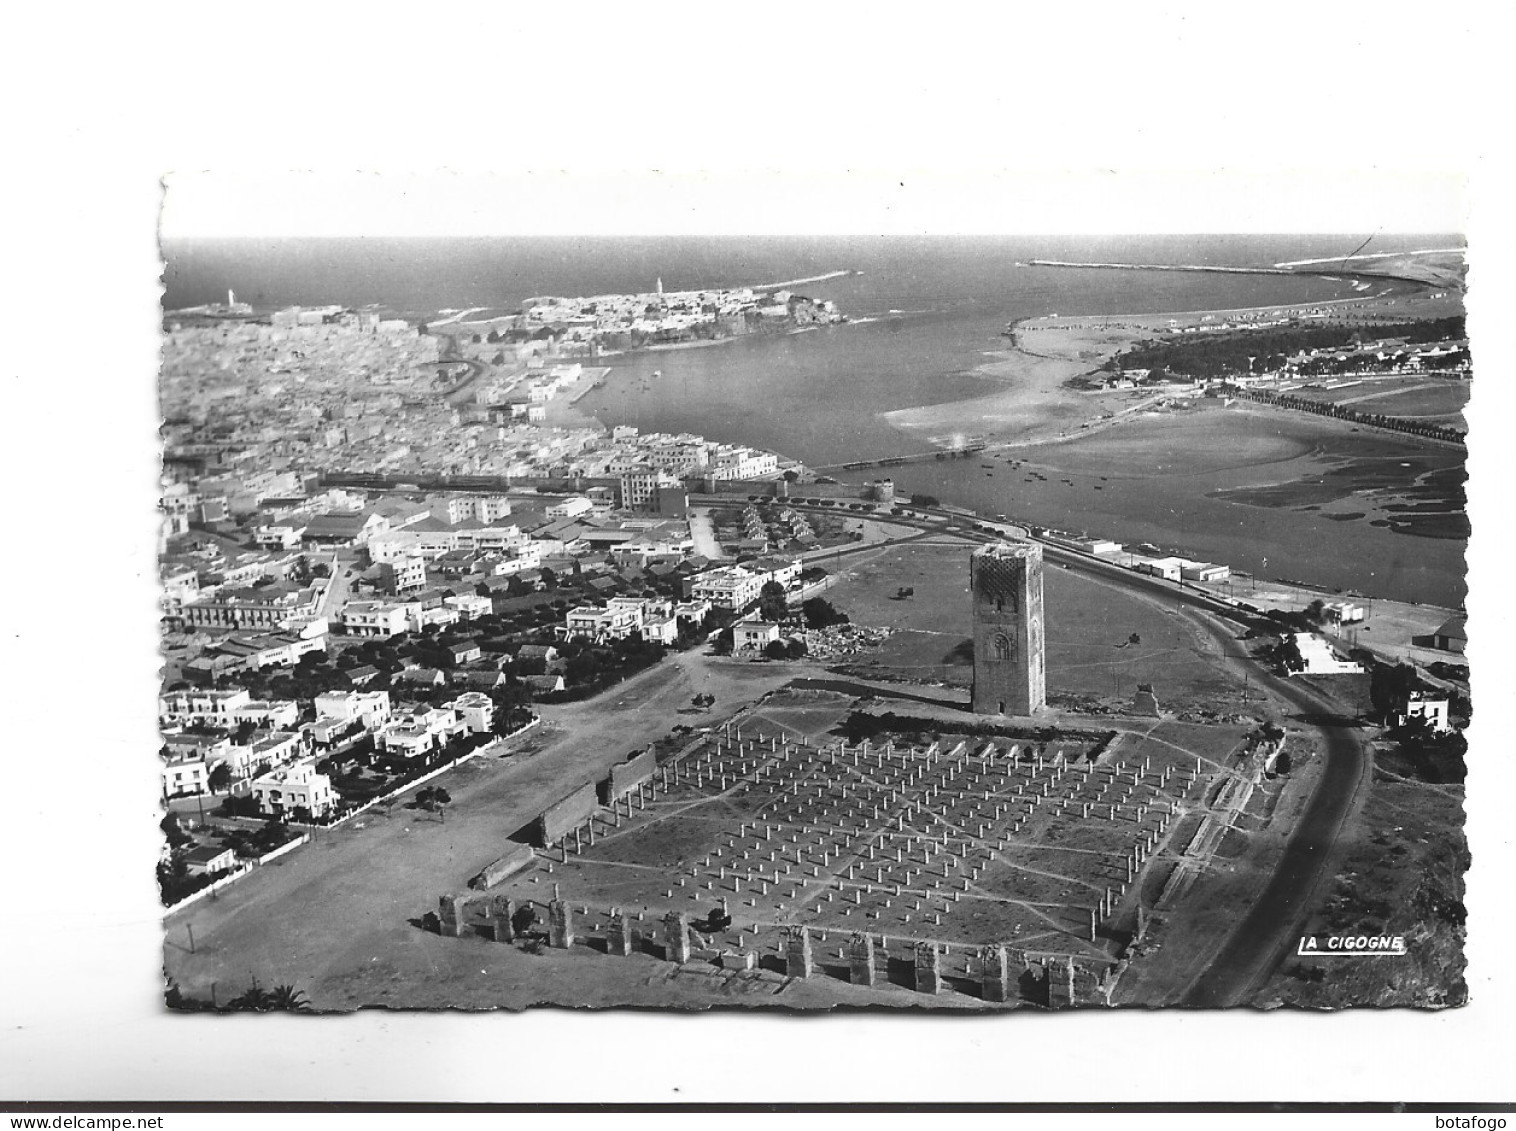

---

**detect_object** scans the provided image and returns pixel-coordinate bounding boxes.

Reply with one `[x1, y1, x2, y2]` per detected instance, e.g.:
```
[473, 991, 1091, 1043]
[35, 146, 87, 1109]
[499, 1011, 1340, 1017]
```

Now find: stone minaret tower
[970, 541, 1046, 715]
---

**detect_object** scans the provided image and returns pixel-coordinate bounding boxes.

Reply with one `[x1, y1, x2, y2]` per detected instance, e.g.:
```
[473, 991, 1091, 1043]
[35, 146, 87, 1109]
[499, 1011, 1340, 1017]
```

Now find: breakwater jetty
[1025, 259, 1297, 277]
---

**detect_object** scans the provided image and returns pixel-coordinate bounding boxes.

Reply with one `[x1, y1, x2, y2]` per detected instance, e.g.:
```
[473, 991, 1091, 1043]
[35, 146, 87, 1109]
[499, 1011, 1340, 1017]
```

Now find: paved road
[1033, 539, 1373, 1005]
[816, 506, 1374, 1005]
[1178, 680, 1369, 1006]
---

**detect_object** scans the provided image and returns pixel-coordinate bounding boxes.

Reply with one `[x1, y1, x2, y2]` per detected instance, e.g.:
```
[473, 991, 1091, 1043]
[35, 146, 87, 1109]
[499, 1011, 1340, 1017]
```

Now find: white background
[2, 0, 1512, 1106]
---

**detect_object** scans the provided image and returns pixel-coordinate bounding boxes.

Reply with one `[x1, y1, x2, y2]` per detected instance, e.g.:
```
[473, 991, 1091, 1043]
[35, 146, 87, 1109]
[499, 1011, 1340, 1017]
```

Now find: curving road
[769, 501, 1373, 1004]
[1178, 680, 1370, 1006]
[1026, 540, 1373, 1005]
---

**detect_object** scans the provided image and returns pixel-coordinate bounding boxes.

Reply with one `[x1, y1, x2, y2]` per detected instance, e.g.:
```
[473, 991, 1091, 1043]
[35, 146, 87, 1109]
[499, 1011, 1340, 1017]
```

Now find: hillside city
[157, 288, 859, 900]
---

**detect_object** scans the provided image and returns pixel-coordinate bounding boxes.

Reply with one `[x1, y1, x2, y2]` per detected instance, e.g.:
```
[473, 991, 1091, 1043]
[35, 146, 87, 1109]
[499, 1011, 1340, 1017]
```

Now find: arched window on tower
[991, 632, 1013, 661]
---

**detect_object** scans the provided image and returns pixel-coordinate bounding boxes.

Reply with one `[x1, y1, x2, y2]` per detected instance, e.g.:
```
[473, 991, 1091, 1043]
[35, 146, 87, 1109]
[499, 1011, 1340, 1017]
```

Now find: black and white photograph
[3, 0, 1514, 1113]
[154, 220, 1471, 1013]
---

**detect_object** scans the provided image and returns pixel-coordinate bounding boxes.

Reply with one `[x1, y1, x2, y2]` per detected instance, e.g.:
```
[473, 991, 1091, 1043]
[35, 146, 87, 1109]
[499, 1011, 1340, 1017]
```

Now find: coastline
[879, 287, 1456, 453]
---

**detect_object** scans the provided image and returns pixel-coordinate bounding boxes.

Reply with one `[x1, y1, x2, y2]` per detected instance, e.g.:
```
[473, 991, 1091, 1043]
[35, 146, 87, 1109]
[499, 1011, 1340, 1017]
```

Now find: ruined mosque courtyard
[437, 689, 1271, 1007]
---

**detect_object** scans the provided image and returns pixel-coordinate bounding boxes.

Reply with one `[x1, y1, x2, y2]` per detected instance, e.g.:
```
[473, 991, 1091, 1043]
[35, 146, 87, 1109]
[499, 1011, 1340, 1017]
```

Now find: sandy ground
[163, 647, 814, 1010]
[880, 289, 1461, 454]
[881, 330, 1114, 447]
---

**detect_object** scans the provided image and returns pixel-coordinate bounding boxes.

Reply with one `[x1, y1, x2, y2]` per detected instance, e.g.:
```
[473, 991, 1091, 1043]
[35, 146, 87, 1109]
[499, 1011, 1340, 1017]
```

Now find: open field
[818, 538, 1256, 716]
[1292, 375, 1468, 418]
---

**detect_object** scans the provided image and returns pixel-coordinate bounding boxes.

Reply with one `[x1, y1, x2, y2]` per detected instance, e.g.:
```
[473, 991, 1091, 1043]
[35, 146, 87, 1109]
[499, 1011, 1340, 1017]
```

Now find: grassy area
[819, 539, 1254, 715]
[1253, 772, 1467, 1009]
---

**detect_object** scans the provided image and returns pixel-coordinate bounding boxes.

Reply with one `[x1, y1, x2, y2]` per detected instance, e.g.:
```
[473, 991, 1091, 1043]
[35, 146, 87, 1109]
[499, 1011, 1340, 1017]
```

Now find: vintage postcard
[156, 180, 1469, 1013]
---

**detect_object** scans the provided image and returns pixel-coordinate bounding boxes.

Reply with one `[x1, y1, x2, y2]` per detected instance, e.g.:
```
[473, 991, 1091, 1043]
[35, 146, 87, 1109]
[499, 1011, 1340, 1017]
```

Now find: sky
[160, 167, 1470, 240]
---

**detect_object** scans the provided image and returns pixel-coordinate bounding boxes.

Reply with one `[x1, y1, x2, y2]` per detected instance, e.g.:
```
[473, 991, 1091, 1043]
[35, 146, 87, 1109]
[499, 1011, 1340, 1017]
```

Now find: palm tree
[266, 984, 312, 1012]
[227, 984, 273, 1011]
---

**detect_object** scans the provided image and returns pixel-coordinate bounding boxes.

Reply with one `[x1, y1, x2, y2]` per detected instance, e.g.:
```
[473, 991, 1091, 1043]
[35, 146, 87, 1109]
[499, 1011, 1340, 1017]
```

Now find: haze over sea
[163, 235, 1466, 607]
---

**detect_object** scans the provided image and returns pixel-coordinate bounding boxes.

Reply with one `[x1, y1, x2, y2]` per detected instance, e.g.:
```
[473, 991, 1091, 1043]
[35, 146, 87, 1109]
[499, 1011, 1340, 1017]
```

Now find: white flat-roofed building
[252, 760, 337, 820]
[181, 584, 323, 631]
[314, 690, 392, 728]
[1135, 557, 1186, 581]
[1180, 562, 1230, 582]
[253, 522, 307, 550]
[1290, 633, 1365, 676]
[160, 689, 296, 729]
[1322, 600, 1366, 624]
[161, 565, 201, 615]
[430, 495, 512, 525]
[734, 621, 781, 657]
[376, 706, 468, 760]
[746, 556, 802, 588]
[620, 465, 680, 510]
[367, 528, 462, 563]
[339, 599, 415, 638]
[563, 604, 643, 641]
[1398, 693, 1452, 734]
[546, 496, 594, 519]
[239, 729, 306, 777]
[183, 844, 239, 877]
[691, 567, 765, 611]
[159, 688, 251, 727]
[161, 753, 209, 798]
[443, 592, 493, 619]
[673, 598, 711, 620]
[641, 615, 679, 645]
[378, 556, 427, 595]
[445, 691, 495, 734]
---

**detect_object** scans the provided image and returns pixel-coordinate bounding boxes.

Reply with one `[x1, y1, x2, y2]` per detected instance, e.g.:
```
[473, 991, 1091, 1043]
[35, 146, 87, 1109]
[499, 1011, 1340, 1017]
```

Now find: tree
[160, 811, 192, 849]
[764, 639, 789, 661]
[265, 984, 312, 1012]
[208, 763, 233, 793]
[758, 580, 788, 623]
[1369, 661, 1420, 723]
[1276, 634, 1305, 673]
[802, 597, 849, 630]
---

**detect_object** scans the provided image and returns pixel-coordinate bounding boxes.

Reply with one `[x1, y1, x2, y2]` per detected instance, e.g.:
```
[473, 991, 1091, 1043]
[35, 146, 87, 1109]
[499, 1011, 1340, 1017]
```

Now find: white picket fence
[163, 715, 541, 916]
[316, 715, 541, 829]
[162, 832, 314, 915]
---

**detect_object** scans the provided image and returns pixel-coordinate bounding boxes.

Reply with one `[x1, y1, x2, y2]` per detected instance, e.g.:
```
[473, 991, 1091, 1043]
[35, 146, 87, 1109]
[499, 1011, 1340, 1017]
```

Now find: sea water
[162, 234, 1466, 605]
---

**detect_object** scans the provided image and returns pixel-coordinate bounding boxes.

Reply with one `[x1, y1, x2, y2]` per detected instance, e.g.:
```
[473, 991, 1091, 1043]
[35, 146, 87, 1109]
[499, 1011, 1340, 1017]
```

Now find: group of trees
[1229, 388, 1464, 445]
[1109, 316, 1466, 382]
[166, 981, 310, 1013]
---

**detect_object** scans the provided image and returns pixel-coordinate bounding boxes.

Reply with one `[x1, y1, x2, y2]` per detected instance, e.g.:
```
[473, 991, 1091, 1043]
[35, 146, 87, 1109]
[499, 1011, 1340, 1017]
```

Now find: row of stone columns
[438, 892, 517, 942]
